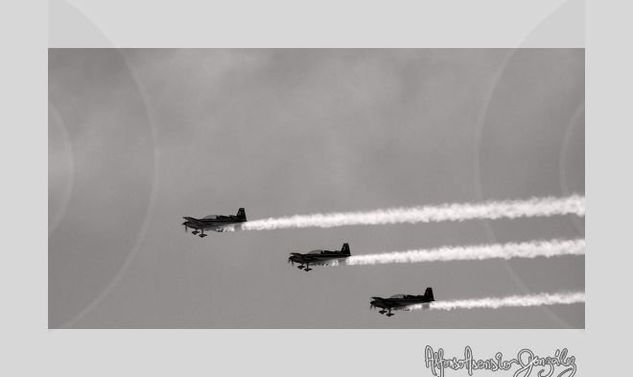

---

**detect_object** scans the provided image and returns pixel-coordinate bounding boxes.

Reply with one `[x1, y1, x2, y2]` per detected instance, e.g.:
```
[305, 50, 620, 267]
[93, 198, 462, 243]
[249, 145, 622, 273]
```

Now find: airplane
[370, 287, 435, 317]
[288, 243, 351, 271]
[182, 208, 247, 237]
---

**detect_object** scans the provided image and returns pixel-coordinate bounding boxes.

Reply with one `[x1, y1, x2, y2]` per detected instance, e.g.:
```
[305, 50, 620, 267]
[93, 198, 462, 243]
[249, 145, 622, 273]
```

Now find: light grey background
[19, 1, 633, 377]
[49, 49, 584, 328]
[48, 0, 585, 48]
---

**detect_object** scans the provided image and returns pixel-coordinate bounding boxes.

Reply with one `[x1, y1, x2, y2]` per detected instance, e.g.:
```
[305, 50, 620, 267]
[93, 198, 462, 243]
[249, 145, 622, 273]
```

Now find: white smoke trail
[409, 291, 585, 311]
[241, 195, 585, 231]
[342, 239, 584, 266]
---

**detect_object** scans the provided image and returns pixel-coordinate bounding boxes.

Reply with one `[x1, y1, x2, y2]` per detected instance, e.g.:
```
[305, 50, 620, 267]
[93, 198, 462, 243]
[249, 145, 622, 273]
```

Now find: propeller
[370, 297, 377, 310]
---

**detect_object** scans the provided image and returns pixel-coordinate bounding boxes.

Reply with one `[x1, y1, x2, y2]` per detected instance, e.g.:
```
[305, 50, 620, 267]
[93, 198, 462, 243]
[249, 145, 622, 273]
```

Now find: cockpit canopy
[307, 249, 324, 254]
[389, 294, 406, 299]
[203, 215, 219, 220]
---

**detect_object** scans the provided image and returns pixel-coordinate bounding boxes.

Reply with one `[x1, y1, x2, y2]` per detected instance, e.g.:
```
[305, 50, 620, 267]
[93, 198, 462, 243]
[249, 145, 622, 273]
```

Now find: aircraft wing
[372, 298, 397, 308]
[289, 253, 320, 263]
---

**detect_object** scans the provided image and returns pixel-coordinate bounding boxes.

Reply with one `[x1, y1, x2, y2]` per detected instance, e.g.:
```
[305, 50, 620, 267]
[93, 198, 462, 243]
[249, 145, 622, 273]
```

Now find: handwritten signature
[424, 346, 577, 377]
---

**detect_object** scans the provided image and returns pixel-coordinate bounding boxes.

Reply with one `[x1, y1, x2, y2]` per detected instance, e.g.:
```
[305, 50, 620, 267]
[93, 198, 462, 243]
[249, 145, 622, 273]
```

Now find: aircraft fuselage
[288, 243, 351, 271]
[182, 208, 247, 237]
[370, 288, 435, 316]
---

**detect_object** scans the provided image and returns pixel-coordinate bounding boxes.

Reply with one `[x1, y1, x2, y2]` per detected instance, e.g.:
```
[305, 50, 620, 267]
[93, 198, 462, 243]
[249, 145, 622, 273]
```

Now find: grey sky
[49, 49, 584, 328]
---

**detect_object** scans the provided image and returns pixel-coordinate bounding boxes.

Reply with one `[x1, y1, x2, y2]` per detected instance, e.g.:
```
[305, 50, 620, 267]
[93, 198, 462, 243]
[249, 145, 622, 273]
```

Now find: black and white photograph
[49, 48, 584, 329]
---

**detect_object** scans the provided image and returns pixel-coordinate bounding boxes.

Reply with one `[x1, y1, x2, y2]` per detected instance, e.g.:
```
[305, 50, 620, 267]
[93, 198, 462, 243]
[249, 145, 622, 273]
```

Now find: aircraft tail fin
[236, 208, 247, 221]
[425, 287, 434, 301]
[341, 243, 350, 255]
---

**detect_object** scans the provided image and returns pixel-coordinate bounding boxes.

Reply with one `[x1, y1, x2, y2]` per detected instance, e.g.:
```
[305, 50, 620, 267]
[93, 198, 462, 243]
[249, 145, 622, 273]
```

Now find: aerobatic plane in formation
[370, 288, 435, 317]
[182, 208, 247, 237]
[288, 243, 351, 271]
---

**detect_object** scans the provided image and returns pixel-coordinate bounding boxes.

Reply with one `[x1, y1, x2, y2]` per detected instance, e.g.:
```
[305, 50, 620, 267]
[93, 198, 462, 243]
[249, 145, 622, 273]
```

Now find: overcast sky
[49, 49, 584, 328]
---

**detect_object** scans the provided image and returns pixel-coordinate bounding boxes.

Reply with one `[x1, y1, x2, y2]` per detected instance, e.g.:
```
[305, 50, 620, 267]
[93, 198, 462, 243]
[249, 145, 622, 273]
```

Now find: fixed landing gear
[198, 232, 207, 238]
[386, 311, 394, 317]
[192, 230, 199, 235]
